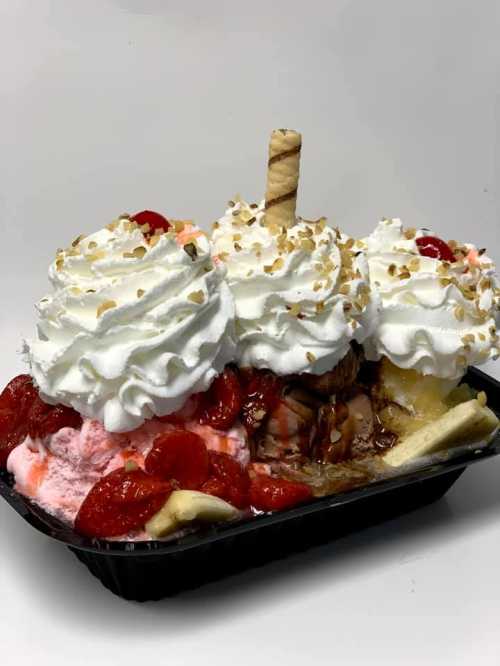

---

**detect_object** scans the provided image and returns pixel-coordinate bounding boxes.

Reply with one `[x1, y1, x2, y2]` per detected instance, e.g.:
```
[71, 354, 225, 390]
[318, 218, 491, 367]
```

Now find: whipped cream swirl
[211, 198, 378, 375]
[363, 219, 500, 379]
[27, 217, 236, 432]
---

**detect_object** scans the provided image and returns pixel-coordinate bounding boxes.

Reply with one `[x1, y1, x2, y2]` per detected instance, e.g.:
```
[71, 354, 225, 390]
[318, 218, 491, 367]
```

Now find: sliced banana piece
[383, 399, 499, 467]
[146, 490, 240, 539]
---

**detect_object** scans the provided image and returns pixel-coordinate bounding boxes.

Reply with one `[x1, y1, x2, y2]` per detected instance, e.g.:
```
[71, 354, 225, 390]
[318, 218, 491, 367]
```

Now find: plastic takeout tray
[1, 367, 499, 601]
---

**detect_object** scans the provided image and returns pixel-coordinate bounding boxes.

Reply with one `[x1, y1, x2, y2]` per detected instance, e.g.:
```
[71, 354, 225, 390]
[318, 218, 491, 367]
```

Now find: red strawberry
[75, 468, 172, 538]
[199, 451, 250, 509]
[28, 399, 82, 440]
[144, 429, 209, 490]
[198, 367, 242, 431]
[0, 375, 38, 467]
[0, 374, 82, 468]
[249, 474, 313, 512]
[240, 370, 282, 435]
[416, 236, 456, 262]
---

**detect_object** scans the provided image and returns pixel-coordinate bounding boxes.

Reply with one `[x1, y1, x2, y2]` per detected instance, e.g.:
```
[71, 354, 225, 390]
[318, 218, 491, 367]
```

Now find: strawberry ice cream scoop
[7, 417, 249, 530]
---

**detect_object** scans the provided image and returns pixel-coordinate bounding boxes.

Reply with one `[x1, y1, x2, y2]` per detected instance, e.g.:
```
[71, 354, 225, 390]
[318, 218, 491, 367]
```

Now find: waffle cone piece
[264, 129, 302, 228]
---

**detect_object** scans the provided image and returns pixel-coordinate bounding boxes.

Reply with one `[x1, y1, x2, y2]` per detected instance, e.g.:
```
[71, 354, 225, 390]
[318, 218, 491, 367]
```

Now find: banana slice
[146, 490, 240, 539]
[383, 398, 499, 467]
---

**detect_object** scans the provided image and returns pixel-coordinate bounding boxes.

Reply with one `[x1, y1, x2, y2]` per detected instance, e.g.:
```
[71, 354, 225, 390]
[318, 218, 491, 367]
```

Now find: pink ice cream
[7, 414, 249, 527]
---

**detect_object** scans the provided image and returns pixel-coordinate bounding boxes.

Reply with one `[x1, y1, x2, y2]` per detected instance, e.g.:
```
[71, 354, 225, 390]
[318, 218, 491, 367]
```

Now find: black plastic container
[1, 367, 499, 601]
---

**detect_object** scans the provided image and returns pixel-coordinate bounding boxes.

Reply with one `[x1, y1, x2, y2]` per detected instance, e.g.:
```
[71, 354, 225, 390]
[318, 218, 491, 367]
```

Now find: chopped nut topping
[137, 289, 145, 298]
[218, 251, 229, 261]
[264, 257, 284, 273]
[478, 332, 486, 341]
[233, 233, 242, 241]
[133, 246, 147, 259]
[188, 290, 205, 304]
[71, 234, 85, 247]
[96, 300, 117, 317]
[403, 227, 416, 240]
[316, 301, 325, 314]
[408, 257, 421, 272]
[184, 242, 198, 260]
[288, 303, 301, 316]
[212, 221, 220, 230]
[306, 351, 316, 363]
[234, 242, 242, 252]
[85, 250, 106, 262]
[388, 264, 397, 277]
[87, 241, 98, 250]
[454, 305, 465, 321]
[313, 281, 322, 292]
[86, 289, 96, 293]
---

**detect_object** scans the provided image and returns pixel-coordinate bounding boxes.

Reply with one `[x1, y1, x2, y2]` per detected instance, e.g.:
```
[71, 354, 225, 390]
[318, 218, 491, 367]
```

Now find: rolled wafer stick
[264, 129, 302, 228]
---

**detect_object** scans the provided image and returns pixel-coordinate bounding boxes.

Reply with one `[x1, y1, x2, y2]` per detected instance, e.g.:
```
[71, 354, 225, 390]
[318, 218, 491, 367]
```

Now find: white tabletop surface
[1, 1, 500, 664]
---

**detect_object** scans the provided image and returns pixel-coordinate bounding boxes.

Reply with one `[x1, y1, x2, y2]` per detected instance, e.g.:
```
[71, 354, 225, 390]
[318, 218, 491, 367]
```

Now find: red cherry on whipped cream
[130, 210, 170, 236]
[75, 468, 172, 538]
[416, 236, 456, 262]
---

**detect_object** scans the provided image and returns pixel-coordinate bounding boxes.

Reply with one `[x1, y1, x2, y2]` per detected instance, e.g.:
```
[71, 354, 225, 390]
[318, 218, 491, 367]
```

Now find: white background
[1, 1, 500, 664]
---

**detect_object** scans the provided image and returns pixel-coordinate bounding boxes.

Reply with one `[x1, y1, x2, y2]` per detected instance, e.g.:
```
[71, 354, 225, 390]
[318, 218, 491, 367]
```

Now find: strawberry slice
[200, 451, 250, 509]
[249, 474, 313, 512]
[0, 375, 38, 467]
[240, 370, 282, 435]
[0, 374, 82, 468]
[144, 430, 209, 490]
[198, 367, 242, 431]
[75, 468, 172, 538]
[131, 210, 170, 237]
[28, 398, 82, 440]
[416, 236, 456, 262]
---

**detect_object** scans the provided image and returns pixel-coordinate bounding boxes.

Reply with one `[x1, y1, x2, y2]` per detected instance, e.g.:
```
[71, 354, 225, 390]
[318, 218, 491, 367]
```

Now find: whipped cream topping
[211, 198, 379, 375]
[363, 219, 500, 379]
[27, 217, 236, 432]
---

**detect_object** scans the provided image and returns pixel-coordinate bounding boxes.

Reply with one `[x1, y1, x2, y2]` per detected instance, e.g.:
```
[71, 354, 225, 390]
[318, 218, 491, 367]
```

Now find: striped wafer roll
[264, 129, 302, 228]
